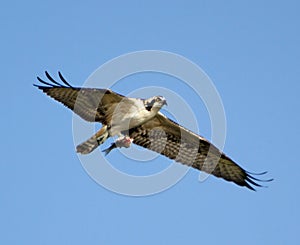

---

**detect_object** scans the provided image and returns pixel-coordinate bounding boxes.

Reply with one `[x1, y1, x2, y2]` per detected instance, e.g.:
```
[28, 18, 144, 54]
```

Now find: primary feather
[35, 71, 272, 190]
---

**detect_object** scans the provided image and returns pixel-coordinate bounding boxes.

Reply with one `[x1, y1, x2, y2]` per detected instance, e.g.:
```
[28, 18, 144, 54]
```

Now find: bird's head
[144, 96, 167, 111]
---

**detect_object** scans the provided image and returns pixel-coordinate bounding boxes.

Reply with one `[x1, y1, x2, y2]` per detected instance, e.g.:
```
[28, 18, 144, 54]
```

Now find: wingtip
[246, 170, 268, 176]
[58, 71, 73, 87]
[245, 171, 273, 191]
[35, 71, 74, 88]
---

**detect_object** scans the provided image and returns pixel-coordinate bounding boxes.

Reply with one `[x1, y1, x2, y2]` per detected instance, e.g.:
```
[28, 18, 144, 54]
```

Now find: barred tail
[76, 126, 108, 154]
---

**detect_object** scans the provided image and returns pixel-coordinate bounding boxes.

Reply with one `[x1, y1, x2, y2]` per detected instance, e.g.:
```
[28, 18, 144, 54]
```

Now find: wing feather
[127, 113, 272, 190]
[34, 72, 125, 123]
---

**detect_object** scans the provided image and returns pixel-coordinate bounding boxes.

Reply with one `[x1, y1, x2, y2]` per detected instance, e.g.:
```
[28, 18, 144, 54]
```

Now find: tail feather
[76, 126, 108, 154]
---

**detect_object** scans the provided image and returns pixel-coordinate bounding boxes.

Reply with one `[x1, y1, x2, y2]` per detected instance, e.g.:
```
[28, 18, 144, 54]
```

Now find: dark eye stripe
[145, 99, 156, 111]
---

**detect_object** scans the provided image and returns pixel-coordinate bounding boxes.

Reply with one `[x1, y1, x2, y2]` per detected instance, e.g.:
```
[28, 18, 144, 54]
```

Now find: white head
[144, 96, 167, 112]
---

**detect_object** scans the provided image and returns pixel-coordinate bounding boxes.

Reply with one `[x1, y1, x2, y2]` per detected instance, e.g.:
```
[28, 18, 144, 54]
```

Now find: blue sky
[1, 1, 300, 244]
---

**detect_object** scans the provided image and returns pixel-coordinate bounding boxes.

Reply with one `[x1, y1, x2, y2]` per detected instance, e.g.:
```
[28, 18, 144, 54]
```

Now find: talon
[115, 136, 133, 148]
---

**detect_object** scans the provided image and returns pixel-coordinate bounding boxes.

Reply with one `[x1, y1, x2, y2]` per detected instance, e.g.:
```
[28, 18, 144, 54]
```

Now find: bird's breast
[109, 106, 156, 136]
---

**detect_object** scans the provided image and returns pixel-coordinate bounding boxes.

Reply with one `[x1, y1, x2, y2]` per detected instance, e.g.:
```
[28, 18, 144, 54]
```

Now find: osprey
[35, 71, 272, 191]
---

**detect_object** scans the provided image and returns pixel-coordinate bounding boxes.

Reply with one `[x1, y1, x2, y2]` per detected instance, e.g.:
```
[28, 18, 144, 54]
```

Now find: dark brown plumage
[35, 71, 272, 191]
[125, 114, 271, 191]
[35, 71, 124, 123]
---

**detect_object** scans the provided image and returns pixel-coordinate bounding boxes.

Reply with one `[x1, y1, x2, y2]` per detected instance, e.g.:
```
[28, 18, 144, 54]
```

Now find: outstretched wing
[34, 71, 125, 123]
[127, 113, 272, 190]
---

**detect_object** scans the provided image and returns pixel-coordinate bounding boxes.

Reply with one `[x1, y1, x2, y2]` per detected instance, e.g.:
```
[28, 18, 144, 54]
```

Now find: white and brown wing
[34, 71, 125, 124]
[126, 113, 272, 191]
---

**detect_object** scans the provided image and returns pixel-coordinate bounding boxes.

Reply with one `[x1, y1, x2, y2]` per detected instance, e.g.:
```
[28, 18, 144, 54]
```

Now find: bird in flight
[35, 71, 272, 191]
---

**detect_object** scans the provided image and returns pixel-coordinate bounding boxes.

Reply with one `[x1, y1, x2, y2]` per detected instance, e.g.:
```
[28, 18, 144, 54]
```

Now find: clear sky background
[1, 1, 300, 244]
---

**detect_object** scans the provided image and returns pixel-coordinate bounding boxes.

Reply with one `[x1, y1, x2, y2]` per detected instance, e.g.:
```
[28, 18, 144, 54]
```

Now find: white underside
[108, 99, 159, 136]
